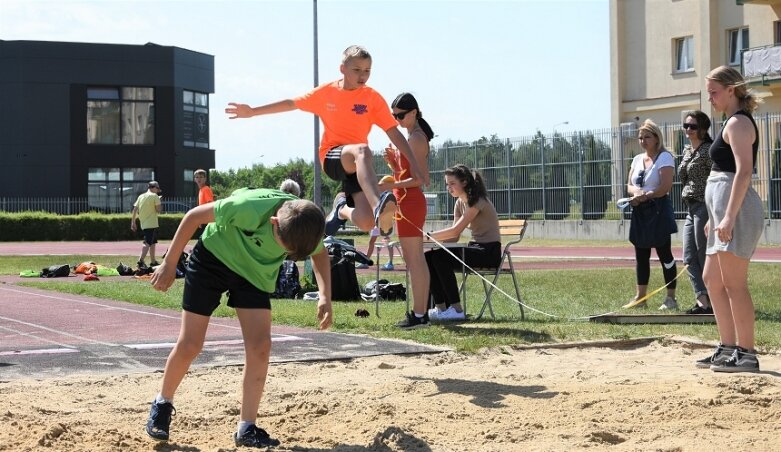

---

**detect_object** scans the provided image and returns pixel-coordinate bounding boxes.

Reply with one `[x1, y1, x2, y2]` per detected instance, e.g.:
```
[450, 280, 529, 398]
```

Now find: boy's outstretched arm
[309, 247, 333, 330]
[225, 100, 296, 119]
[150, 203, 215, 292]
[385, 127, 430, 187]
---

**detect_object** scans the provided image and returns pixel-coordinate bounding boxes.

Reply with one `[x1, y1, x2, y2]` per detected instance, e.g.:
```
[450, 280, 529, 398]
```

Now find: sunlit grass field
[4, 253, 779, 353]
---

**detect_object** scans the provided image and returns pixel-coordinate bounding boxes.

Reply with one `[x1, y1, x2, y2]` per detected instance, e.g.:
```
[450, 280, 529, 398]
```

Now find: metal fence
[0, 196, 196, 215]
[4, 112, 781, 221]
[398, 112, 781, 221]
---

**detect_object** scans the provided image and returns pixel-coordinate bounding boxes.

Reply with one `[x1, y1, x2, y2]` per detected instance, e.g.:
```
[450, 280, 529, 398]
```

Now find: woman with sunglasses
[695, 66, 764, 373]
[678, 111, 714, 315]
[625, 119, 678, 310]
[382, 92, 435, 328]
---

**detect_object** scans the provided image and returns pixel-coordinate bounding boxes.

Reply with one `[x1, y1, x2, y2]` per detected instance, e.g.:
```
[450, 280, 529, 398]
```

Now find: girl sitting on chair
[425, 164, 500, 321]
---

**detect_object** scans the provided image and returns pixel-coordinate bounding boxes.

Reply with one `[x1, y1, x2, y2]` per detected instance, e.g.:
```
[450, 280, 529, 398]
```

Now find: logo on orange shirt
[352, 104, 368, 115]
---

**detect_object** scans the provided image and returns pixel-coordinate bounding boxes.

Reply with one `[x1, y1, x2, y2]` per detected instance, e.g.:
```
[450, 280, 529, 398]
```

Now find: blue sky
[1, 0, 610, 171]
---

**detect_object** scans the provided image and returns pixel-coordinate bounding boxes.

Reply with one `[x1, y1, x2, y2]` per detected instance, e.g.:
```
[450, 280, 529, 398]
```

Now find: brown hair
[445, 164, 487, 207]
[276, 199, 325, 260]
[683, 110, 713, 143]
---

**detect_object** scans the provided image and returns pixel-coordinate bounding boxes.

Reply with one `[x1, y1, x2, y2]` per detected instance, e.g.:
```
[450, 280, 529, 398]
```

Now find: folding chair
[463, 219, 527, 320]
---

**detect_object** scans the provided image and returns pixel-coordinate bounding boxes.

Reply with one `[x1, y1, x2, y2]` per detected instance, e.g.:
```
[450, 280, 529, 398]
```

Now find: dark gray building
[0, 40, 215, 212]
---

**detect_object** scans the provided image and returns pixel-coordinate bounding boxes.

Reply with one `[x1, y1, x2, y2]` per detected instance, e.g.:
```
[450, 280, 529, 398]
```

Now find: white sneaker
[437, 306, 466, 320]
[658, 296, 678, 311]
[428, 307, 444, 320]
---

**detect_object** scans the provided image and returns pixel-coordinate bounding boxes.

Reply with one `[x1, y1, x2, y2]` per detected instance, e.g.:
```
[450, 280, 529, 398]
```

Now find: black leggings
[634, 241, 677, 288]
[425, 241, 501, 308]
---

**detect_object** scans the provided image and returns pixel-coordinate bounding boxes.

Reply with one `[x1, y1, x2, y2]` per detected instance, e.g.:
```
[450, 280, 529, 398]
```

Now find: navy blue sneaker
[145, 400, 175, 441]
[374, 191, 397, 236]
[324, 193, 348, 237]
[234, 424, 281, 448]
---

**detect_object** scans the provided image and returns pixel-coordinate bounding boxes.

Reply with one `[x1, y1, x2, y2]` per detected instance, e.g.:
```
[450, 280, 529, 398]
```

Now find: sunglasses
[682, 123, 699, 130]
[392, 110, 411, 121]
[635, 169, 645, 188]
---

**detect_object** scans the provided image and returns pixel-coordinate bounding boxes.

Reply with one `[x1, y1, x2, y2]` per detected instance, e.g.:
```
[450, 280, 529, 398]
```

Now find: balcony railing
[742, 44, 781, 85]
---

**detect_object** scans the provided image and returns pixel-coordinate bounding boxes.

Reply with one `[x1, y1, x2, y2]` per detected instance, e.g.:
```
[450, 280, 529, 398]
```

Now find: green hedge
[0, 212, 187, 241]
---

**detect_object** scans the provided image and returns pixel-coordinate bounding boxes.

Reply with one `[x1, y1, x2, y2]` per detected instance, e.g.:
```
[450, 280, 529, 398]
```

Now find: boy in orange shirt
[225, 45, 427, 237]
[194, 169, 214, 205]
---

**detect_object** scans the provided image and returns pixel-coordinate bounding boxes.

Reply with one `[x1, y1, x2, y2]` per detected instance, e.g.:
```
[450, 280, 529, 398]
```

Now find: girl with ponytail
[424, 164, 500, 321]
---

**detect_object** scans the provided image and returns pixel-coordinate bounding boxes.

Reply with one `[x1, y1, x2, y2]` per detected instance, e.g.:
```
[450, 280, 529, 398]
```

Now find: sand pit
[1, 340, 779, 451]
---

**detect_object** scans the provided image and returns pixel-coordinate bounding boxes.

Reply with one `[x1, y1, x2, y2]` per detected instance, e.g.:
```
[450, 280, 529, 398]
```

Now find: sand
[1, 339, 780, 452]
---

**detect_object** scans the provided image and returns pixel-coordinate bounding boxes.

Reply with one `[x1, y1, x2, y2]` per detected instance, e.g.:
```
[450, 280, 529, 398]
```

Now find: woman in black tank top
[698, 65, 763, 373]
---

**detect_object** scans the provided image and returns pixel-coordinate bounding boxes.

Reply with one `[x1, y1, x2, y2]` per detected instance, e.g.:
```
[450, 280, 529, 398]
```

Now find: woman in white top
[625, 119, 678, 310]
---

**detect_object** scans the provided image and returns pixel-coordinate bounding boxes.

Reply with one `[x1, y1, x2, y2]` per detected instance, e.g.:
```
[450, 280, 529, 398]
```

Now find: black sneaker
[374, 191, 397, 236]
[234, 424, 281, 448]
[695, 344, 734, 369]
[711, 347, 760, 373]
[137, 260, 147, 268]
[324, 193, 348, 237]
[149, 260, 160, 267]
[396, 311, 430, 329]
[145, 400, 175, 441]
[686, 304, 714, 315]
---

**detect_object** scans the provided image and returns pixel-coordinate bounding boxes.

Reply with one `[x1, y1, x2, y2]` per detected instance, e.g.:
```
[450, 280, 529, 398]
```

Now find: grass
[6, 254, 780, 353]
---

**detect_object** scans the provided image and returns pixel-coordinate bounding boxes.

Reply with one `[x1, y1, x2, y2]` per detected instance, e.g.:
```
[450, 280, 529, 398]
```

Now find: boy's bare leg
[159, 311, 210, 399]
[339, 144, 397, 234]
[235, 308, 273, 423]
[340, 144, 381, 206]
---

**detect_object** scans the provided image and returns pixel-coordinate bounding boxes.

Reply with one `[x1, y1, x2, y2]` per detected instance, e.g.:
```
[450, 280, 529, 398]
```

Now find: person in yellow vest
[131, 181, 162, 267]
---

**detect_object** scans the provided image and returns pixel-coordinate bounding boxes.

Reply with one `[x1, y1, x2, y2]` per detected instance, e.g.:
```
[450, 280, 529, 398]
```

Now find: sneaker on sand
[396, 311, 430, 329]
[686, 304, 714, 315]
[381, 262, 394, 271]
[234, 425, 281, 448]
[145, 400, 175, 441]
[436, 306, 466, 321]
[658, 296, 678, 311]
[695, 344, 735, 369]
[324, 193, 348, 237]
[711, 347, 760, 373]
[374, 191, 397, 236]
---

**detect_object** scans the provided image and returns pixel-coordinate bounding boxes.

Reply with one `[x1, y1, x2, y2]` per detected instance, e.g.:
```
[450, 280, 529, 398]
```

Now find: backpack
[41, 264, 71, 278]
[361, 280, 406, 301]
[272, 260, 301, 299]
[116, 263, 135, 276]
[331, 256, 360, 301]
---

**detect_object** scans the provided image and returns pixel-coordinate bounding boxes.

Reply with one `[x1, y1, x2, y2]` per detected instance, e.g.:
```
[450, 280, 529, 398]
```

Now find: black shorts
[323, 146, 362, 198]
[142, 228, 158, 246]
[182, 240, 271, 316]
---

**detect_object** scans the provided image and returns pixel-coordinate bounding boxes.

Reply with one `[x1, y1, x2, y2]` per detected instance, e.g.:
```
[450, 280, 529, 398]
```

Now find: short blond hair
[342, 45, 371, 64]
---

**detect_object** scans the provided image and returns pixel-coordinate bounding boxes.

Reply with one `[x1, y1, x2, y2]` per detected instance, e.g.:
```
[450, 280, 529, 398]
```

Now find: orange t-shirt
[198, 186, 214, 205]
[294, 80, 398, 163]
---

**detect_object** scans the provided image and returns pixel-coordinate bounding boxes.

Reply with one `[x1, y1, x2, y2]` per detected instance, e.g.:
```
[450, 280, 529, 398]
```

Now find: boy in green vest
[144, 188, 332, 448]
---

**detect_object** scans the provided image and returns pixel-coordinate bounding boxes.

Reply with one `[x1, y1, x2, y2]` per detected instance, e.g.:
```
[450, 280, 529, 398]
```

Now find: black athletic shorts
[323, 146, 362, 199]
[142, 228, 158, 246]
[182, 240, 271, 316]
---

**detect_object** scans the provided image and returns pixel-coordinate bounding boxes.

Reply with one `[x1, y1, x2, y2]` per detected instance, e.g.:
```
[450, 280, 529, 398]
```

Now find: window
[183, 169, 197, 197]
[87, 87, 155, 145]
[728, 27, 749, 66]
[87, 167, 155, 212]
[674, 36, 694, 73]
[775, 21, 781, 45]
[183, 90, 209, 148]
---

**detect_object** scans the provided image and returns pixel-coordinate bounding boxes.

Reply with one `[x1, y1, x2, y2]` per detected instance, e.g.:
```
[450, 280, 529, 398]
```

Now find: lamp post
[312, 0, 321, 205]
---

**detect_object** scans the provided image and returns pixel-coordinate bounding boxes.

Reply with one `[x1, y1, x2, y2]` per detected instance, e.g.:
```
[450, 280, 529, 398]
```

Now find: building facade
[610, 0, 781, 129]
[0, 40, 215, 212]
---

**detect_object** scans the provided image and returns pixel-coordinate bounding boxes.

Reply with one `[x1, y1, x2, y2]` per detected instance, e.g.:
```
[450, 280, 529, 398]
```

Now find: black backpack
[331, 256, 360, 301]
[41, 264, 71, 278]
[272, 260, 301, 299]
